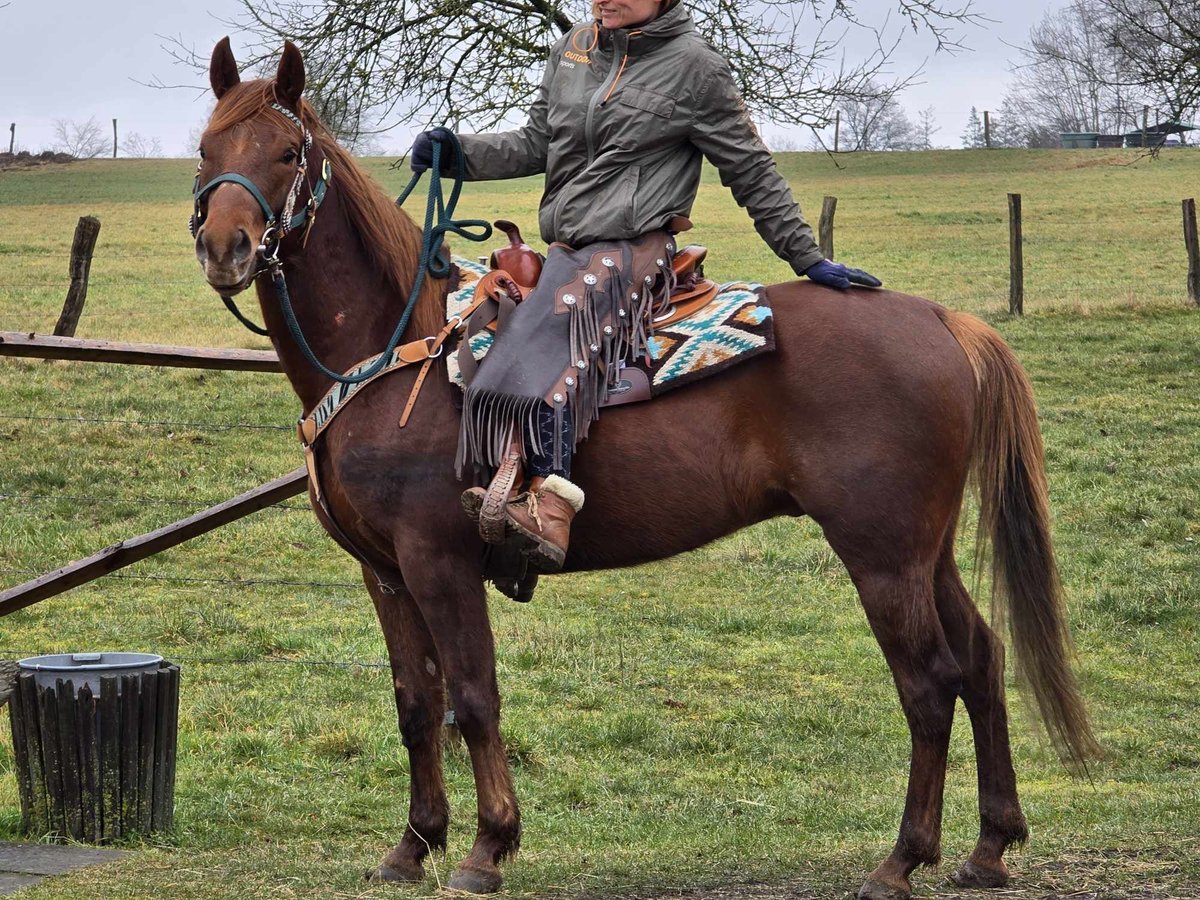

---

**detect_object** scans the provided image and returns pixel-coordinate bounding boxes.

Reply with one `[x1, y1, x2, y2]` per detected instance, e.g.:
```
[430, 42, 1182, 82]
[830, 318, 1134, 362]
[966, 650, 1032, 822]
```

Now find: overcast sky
[2, 0, 1048, 156]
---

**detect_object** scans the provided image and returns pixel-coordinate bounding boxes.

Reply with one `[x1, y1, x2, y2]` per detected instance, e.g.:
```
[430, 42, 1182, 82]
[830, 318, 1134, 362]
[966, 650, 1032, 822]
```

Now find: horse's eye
[198, 147, 206, 161]
[282, 148, 298, 163]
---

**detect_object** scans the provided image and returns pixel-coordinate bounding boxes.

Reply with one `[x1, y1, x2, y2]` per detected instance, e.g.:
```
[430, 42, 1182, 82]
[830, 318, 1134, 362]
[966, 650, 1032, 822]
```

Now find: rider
[412, 0, 881, 572]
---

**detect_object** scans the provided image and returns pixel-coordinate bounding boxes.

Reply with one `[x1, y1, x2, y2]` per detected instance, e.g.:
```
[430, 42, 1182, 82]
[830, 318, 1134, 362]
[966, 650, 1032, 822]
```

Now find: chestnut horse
[193, 39, 1096, 900]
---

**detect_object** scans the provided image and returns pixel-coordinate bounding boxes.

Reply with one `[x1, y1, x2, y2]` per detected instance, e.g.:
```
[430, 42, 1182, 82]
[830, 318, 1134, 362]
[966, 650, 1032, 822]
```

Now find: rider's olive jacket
[455, 3, 825, 275]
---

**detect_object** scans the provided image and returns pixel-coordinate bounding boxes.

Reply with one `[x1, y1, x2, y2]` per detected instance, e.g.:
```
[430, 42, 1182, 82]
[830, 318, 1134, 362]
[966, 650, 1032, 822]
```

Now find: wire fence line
[0, 413, 292, 432]
[0, 310, 230, 322]
[2, 193, 1195, 622]
[0, 568, 357, 589]
[2, 278, 212, 288]
[0, 217, 1184, 261]
[0, 493, 308, 511]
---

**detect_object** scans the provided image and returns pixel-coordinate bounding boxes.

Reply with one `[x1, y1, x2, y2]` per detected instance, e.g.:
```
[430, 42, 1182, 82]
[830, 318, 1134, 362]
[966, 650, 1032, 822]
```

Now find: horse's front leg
[364, 568, 452, 883]
[402, 552, 520, 894]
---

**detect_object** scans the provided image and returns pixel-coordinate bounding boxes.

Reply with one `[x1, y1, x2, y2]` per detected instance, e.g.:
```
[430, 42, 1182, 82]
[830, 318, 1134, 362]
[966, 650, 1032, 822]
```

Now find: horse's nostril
[195, 228, 208, 264]
[235, 229, 253, 261]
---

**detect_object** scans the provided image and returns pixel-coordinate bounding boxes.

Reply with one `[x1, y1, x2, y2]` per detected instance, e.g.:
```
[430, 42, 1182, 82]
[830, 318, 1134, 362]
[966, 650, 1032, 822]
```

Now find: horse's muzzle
[196, 224, 256, 295]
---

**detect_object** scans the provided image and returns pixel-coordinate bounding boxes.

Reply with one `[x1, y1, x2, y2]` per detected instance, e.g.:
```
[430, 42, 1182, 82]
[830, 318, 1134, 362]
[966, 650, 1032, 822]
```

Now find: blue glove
[410, 126, 457, 173]
[804, 259, 882, 290]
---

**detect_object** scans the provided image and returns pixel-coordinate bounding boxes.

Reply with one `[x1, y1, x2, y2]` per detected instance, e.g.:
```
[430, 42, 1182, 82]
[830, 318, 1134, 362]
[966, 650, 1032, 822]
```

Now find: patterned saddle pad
[446, 256, 774, 399]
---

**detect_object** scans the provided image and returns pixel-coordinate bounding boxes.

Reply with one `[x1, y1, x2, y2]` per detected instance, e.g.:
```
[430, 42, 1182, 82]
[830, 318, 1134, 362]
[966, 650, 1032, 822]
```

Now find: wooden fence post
[1142, 105, 1149, 149]
[819, 196, 837, 260]
[53, 216, 101, 338]
[984, 110, 991, 149]
[1184, 198, 1200, 305]
[8, 123, 13, 154]
[112, 119, 118, 159]
[1008, 193, 1024, 315]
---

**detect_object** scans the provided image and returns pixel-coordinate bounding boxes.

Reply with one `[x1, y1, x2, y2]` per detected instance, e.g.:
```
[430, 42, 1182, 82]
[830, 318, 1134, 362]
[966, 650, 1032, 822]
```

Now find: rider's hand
[804, 259, 882, 290]
[410, 126, 457, 173]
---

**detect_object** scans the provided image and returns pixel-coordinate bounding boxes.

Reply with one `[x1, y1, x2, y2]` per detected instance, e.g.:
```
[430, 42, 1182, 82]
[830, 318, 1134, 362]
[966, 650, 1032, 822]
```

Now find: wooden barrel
[6, 663, 179, 842]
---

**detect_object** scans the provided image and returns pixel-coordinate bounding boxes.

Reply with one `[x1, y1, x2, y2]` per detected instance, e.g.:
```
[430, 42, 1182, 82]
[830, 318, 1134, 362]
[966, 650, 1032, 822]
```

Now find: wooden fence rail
[0, 468, 307, 619]
[0, 332, 281, 372]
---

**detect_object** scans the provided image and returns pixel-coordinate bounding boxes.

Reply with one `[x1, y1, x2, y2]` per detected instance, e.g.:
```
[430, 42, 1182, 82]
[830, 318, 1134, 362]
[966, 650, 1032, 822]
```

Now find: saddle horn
[489, 220, 544, 291]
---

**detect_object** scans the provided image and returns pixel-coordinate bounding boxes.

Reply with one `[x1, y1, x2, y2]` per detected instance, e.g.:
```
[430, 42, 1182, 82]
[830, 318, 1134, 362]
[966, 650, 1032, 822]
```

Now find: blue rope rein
[274, 133, 492, 386]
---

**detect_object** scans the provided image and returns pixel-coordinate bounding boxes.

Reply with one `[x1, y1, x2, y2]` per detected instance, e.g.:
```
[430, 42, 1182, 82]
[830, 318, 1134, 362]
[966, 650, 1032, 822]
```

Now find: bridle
[190, 103, 331, 334]
[190, 102, 330, 266]
[191, 106, 491, 386]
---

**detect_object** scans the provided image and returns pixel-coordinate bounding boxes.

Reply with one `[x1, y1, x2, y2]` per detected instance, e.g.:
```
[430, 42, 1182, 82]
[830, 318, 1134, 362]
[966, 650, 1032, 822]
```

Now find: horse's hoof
[447, 863, 503, 894]
[366, 862, 424, 883]
[949, 859, 1009, 889]
[857, 877, 911, 900]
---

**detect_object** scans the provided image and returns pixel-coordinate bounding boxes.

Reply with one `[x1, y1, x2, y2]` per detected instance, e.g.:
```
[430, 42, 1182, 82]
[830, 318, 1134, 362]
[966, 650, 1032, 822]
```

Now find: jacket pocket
[618, 86, 676, 119]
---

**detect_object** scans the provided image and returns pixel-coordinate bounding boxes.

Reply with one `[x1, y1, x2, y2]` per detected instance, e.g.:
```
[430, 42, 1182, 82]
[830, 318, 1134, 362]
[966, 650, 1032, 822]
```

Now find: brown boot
[505, 475, 584, 573]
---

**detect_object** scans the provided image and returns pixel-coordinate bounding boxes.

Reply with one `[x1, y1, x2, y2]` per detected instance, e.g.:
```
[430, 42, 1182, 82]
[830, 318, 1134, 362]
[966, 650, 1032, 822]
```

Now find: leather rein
[191, 115, 500, 517]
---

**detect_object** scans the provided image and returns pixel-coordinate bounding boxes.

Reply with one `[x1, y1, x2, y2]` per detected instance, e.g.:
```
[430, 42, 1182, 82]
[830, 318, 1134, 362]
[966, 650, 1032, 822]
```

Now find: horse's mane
[206, 80, 445, 339]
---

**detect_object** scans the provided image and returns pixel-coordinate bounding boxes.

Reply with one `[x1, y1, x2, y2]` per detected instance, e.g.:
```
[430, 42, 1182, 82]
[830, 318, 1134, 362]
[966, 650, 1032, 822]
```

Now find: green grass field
[0, 149, 1198, 899]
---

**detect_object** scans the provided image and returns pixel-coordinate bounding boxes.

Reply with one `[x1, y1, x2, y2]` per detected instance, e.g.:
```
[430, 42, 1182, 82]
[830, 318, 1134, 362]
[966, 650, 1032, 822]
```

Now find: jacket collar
[595, 2, 694, 53]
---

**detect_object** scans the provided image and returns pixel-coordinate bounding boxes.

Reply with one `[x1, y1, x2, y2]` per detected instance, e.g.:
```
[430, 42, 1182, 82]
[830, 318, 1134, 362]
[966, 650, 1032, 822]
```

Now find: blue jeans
[527, 401, 573, 479]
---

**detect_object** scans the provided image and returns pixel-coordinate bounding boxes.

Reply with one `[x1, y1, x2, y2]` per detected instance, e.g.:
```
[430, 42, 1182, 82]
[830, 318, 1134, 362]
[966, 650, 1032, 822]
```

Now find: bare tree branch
[161, 0, 981, 145]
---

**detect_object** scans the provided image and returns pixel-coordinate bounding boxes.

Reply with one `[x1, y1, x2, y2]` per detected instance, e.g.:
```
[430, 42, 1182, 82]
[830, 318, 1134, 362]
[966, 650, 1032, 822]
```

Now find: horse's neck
[255, 184, 404, 413]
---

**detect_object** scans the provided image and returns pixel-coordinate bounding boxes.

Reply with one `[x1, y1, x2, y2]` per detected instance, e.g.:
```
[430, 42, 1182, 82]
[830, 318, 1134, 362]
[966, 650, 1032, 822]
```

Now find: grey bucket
[17, 657, 162, 696]
[18, 652, 163, 696]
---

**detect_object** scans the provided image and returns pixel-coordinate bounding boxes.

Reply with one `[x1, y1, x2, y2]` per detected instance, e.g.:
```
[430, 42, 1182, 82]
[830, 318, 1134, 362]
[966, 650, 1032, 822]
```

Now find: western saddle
[483, 219, 719, 329]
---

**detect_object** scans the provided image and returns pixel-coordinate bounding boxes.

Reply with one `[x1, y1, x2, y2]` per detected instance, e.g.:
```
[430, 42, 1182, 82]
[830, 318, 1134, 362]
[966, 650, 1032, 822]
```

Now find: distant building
[1121, 122, 1196, 148]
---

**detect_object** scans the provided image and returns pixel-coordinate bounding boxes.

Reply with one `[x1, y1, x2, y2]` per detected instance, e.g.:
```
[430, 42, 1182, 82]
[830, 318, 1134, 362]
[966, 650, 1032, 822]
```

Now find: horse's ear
[275, 41, 305, 113]
[210, 36, 240, 100]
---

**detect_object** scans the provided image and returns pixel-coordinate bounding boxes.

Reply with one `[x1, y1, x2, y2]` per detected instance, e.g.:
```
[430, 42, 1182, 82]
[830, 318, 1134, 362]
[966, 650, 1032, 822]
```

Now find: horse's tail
[939, 310, 1099, 770]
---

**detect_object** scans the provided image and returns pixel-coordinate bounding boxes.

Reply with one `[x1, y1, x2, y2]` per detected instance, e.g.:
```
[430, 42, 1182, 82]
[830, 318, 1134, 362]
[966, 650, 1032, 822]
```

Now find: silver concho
[576, 360, 587, 369]
[563, 293, 577, 306]
[565, 376, 575, 387]
[631, 291, 639, 301]
[602, 256, 615, 267]
[603, 325, 613, 335]
[618, 309, 627, 317]
[644, 275, 653, 284]
[584, 274, 597, 285]
[590, 343, 600, 352]
[656, 258, 664, 266]
[553, 393, 564, 403]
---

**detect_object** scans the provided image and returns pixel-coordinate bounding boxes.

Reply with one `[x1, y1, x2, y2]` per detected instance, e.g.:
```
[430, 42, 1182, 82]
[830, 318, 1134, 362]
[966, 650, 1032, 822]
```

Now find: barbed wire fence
[3, 208, 1198, 315]
[1, 194, 1198, 670]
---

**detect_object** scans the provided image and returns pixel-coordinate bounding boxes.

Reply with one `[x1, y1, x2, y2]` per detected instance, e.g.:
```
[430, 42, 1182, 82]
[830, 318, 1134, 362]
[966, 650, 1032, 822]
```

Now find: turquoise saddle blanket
[446, 256, 774, 399]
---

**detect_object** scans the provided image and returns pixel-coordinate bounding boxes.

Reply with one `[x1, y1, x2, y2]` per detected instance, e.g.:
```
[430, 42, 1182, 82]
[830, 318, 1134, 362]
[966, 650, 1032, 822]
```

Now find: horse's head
[193, 38, 325, 296]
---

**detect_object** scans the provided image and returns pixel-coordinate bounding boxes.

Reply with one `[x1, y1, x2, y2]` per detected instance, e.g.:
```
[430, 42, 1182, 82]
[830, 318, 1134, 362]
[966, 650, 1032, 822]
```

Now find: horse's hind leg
[932, 541, 1029, 888]
[830, 547, 962, 900]
[364, 569, 451, 883]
